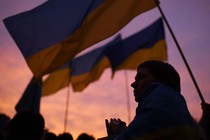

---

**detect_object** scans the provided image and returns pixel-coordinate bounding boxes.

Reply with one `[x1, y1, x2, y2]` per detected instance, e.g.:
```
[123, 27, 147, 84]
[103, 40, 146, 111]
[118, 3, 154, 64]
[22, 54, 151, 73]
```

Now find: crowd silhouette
[0, 110, 95, 140]
[0, 98, 209, 140]
[1, 95, 210, 140]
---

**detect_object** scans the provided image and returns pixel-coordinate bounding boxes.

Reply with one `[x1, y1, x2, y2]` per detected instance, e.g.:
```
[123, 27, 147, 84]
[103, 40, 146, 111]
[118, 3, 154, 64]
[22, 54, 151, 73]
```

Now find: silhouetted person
[58, 132, 73, 140]
[105, 60, 206, 140]
[199, 102, 210, 140]
[77, 133, 95, 140]
[5, 110, 45, 140]
[0, 113, 10, 140]
[45, 131, 58, 140]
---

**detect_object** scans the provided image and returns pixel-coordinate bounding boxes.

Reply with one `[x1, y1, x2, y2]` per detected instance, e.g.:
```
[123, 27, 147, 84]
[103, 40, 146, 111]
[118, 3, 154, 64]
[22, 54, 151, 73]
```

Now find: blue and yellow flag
[70, 35, 121, 92]
[42, 35, 121, 95]
[4, 0, 156, 78]
[104, 18, 167, 75]
[70, 47, 109, 92]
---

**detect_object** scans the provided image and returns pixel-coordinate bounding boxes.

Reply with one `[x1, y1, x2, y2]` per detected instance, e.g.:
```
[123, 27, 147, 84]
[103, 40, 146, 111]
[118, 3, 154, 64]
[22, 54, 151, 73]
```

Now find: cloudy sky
[0, 0, 210, 139]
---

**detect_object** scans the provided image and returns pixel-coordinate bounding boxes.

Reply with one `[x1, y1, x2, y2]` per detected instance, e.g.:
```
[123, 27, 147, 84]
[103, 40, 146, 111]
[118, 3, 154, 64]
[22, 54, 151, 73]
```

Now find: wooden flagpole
[154, 0, 205, 103]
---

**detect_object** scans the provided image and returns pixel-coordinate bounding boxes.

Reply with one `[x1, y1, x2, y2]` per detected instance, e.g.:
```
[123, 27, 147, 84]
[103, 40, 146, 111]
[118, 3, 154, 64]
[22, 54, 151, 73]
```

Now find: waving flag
[70, 47, 110, 92]
[42, 64, 71, 96]
[4, 0, 156, 78]
[104, 18, 167, 75]
[70, 35, 121, 92]
[42, 35, 121, 95]
[15, 77, 42, 113]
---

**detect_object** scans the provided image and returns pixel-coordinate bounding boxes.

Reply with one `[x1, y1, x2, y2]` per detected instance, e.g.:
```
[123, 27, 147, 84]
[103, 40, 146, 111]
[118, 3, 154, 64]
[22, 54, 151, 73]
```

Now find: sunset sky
[0, 0, 210, 139]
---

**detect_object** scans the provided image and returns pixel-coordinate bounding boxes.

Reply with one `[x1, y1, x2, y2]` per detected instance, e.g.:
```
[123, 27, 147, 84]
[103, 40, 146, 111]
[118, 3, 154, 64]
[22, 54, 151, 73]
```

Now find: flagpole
[64, 83, 70, 132]
[124, 70, 131, 123]
[154, 0, 205, 103]
[64, 69, 71, 132]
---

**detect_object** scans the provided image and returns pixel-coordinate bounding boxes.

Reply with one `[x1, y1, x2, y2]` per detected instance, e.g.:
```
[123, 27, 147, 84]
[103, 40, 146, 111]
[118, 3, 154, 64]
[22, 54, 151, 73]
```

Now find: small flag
[15, 77, 42, 113]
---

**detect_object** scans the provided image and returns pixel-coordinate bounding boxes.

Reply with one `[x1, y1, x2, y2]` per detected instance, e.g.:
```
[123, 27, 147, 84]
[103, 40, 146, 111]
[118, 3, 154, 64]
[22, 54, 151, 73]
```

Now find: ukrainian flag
[104, 18, 167, 75]
[4, 0, 156, 78]
[42, 35, 121, 95]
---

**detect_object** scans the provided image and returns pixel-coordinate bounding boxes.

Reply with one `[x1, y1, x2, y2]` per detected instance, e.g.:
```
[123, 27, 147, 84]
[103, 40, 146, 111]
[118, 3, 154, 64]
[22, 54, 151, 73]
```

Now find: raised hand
[105, 118, 126, 137]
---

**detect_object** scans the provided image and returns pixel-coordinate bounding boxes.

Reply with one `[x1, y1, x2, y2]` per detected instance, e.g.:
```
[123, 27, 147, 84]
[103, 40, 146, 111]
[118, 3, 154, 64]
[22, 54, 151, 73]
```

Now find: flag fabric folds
[3, 0, 101, 78]
[15, 77, 42, 113]
[42, 64, 71, 96]
[70, 47, 109, 92]
[4, 0, 156, 78]
[42, 18, 167, 95]
[42, 35, 121, 95]
[104, 18, 167, 75]
[70, 35, 121, 92]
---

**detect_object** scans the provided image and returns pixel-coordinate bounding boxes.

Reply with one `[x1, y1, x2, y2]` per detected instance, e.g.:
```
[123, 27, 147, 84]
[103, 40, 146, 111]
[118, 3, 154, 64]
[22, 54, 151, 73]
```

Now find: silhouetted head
[0, 113, 10, 140]
[45, 132, 58, 140]
[77, 133, 95, 140]
[131, 60, 180, 102]
[138, 60, 180, 91]
[58, 132, 73, 140]
[8, 111, 45, 140]
[0, 114, 10, 128]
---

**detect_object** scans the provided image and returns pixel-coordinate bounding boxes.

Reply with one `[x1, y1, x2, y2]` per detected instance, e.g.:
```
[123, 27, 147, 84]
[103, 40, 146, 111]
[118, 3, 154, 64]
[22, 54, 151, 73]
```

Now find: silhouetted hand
[105, 118, 126, 137]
